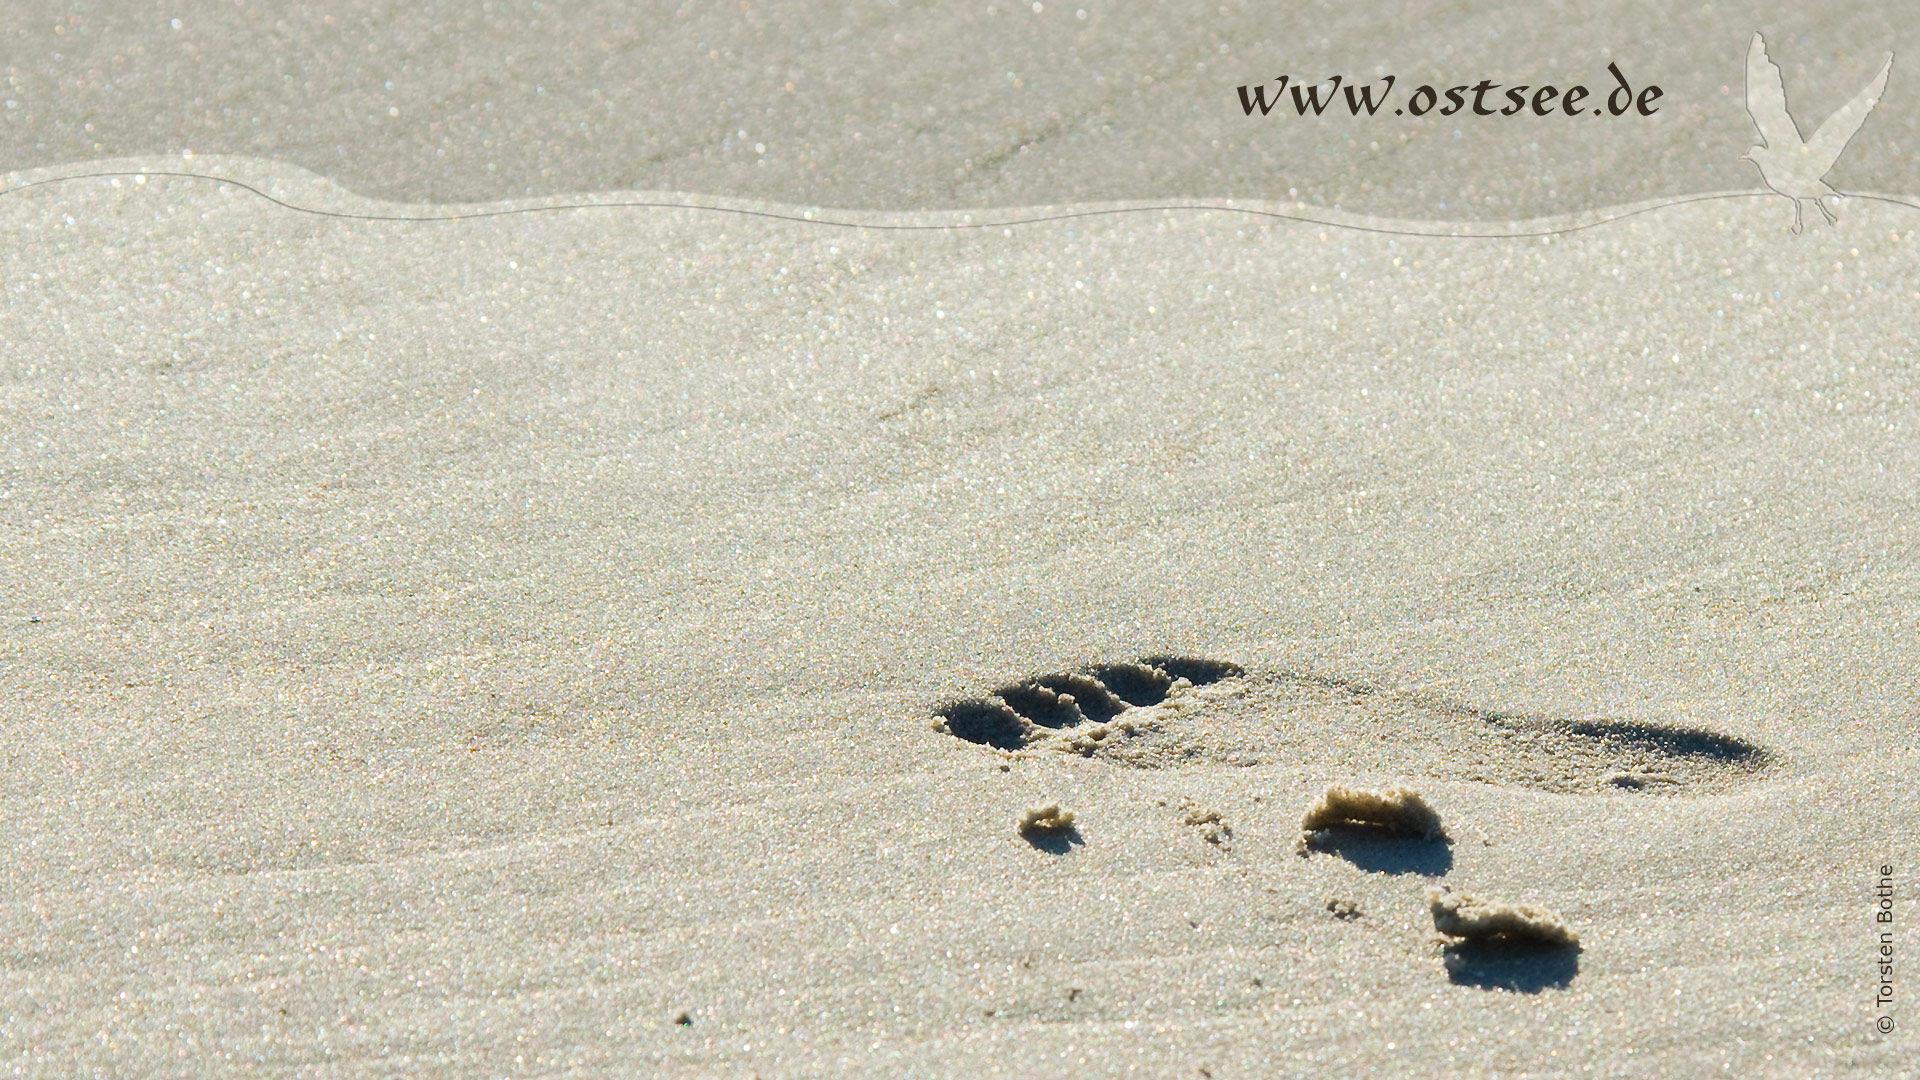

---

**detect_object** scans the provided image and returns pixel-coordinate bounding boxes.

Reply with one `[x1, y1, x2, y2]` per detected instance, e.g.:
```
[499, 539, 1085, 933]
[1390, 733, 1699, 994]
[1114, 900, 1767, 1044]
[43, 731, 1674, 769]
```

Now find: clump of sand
[1017, 803, 1076, 836]
[1428, 886, 1580, 947]
[1299, 784, 1448, 843]
[1181, 805, 1231, 846]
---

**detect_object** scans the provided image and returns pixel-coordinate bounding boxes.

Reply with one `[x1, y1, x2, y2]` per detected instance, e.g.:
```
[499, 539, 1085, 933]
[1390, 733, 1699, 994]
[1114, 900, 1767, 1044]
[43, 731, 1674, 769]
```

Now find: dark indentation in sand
[1032, 673, 1128, 721]
[1332, 677, 1775, 776]
[995, 683, 1087, 729]
[1023, 824, 1084, 854]
[932, 663, 1775, 796]
[1442, 941, 1581, 992]
[1557, 718, 1771, 767]
[1264, 671, 1778, 794]
[1306, 826, 1454, 876]
[1088, 662, 1172, 706]
[936, 699, 1030, 749]
[1141, 655, 1244, 686]
[933, 656, 1242, 751]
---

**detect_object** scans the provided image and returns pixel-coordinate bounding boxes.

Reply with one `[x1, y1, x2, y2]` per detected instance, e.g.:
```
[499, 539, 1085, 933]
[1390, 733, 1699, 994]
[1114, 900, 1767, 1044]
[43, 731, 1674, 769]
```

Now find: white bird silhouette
[1740, 32, 1892, 233]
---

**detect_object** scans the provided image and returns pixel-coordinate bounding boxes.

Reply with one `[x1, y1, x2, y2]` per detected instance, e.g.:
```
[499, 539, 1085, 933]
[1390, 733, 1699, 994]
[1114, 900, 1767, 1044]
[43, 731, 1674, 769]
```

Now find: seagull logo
[1740, 32, 1893, 233]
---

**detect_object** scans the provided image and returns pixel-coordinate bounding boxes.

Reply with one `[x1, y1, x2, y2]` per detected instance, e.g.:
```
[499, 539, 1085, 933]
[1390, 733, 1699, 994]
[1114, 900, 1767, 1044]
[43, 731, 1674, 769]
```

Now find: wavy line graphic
[6, 158, 1919, 240]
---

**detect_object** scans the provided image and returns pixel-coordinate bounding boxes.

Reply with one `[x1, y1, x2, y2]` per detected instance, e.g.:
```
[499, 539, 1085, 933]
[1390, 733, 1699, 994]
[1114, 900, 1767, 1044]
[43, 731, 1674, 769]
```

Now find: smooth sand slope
[3, 2, 1916, 217]
[2, 161, 1917, 1076]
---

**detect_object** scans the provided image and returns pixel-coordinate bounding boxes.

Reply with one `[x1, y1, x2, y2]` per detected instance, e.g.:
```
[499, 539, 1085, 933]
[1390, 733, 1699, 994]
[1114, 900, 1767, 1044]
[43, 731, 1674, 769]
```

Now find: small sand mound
[1428, 886, 1580, 947]
[1300, 784, 1447, 841]
[1017, 803, 1076, 836]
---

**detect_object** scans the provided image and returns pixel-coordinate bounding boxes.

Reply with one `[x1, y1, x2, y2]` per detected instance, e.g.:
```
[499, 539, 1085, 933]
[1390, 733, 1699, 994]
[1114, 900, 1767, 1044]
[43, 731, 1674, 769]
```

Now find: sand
[1428, 886, 1580, 948]
[1300, 784, 1448, 843]
[3, 8, 1917, 1078]
[5, 2, 1917, 216]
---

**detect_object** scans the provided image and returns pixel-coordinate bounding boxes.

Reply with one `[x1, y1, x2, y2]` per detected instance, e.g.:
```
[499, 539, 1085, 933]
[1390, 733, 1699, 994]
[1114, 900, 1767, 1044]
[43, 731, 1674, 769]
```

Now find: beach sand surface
[3, 1, 1917, 216]
[2, 156, 1916, 1075]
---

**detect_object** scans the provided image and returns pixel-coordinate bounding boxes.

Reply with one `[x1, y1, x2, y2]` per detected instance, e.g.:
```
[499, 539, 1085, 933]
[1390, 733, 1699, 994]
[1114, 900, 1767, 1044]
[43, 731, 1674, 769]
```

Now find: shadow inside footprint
[1087, 662, 1173, 706]
[1023, 825, 1084, 855]
[1031, 674, 1128, 722]
[1140, 655, 1245, 686]
[932, 655, 1248, 756]
[936, 700, 1030, 750]
[1558, 718, 1771, 766]
[994, 683, 1086, 729]
[933, 662, 1776, 799]
[1443, 941, 1581, 992]
[1306, 826, 1453, 876]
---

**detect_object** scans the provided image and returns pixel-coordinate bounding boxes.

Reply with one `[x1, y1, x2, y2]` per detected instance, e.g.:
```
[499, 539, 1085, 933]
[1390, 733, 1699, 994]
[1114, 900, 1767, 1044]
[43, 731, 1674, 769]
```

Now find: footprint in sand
[933, 658, 1778, 796]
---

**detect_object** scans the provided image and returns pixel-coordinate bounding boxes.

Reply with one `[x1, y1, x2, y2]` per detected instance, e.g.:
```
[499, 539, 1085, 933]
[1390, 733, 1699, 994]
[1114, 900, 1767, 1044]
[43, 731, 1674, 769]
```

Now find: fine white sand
[3, 2, 1915, 217]
[3, 158, 1912, 1077]
[3, 14, 1918, 1074]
